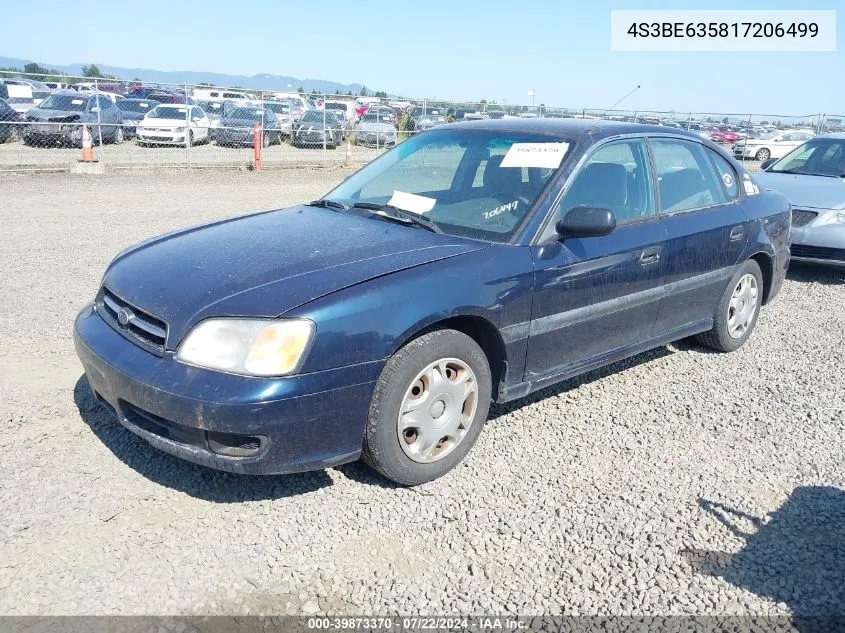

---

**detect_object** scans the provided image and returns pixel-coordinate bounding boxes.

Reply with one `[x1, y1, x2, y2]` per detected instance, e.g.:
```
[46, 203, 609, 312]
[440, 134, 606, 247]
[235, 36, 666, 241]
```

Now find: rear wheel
[754, 148, 771, 161]
[363, 329, 492, 486]
[696, 259, 763, 352]
[112, 126, 124, 145]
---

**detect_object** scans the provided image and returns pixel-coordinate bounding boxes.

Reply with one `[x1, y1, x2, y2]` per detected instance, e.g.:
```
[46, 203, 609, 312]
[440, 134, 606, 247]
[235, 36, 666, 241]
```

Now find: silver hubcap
[727, 273, 758, 339]
[397, 358, 478, 464]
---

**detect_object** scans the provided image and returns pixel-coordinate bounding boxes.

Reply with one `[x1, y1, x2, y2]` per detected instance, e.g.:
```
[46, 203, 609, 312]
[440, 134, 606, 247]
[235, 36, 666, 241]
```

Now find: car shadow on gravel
[73, 375, 333, 501]
[786, 263, 845, 286]
[683, 488, 845, 624]
[486, 346, 674, 423]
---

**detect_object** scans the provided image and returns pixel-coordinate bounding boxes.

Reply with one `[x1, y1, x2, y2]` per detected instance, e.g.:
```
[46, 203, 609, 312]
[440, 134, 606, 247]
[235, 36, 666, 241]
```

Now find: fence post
[184, 83, 191, 167]
[94, 78, 103, 147]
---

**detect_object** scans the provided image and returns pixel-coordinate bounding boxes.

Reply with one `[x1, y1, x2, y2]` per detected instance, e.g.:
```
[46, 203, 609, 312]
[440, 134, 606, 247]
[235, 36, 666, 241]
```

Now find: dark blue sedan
[74, 120, 791, 485]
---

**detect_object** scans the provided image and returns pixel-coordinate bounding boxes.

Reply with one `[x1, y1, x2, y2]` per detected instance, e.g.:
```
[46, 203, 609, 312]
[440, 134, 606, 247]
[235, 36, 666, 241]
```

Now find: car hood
[121, 113, 145, 121]
[753, 172, 845, 211]
[27, 108, 86, 121]
[220, 117, 260, 128]
[103, 205, 486, 346]
[297, 120, 329, 131]
[137, 118, 183, 128]
[357, 121, 395, 133]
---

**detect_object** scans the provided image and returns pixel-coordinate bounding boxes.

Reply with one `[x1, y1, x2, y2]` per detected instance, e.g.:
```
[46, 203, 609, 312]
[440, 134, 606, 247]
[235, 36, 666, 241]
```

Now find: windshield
[148, 106, 187, 120]
[413, 108, 441, 117]
[228, 107, 264, 119]
[361, 113, 393, 124]
[38, 95, 88, 112]
[769, 138, 845, 176]
[264, 103, 290, 114]
[301, 111, 328, 123]
[324, 129, 571, 242]
[117, 100, 157, 113]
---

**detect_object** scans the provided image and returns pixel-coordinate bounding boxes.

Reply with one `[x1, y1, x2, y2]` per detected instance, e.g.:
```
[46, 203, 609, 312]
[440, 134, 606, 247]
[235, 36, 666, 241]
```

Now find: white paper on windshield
[500, 142, 570, 169]
[71, 99, 84, 105]
[387, 190, 436, 214]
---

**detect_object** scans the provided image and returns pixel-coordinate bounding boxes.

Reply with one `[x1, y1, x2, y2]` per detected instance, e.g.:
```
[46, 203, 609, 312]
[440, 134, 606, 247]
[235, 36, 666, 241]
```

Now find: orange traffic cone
[80, 125, 95, 163]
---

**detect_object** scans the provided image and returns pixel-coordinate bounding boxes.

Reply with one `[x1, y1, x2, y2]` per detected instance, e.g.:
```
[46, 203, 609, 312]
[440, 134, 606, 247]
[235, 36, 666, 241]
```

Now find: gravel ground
[0, 170, 843, 618]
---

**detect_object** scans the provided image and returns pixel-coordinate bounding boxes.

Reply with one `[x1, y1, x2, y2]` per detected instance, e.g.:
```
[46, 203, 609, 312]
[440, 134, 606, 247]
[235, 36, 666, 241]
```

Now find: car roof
[821, 132, 845, 139]
[445, 117, 701, 141]
[51, 89, 91, 96]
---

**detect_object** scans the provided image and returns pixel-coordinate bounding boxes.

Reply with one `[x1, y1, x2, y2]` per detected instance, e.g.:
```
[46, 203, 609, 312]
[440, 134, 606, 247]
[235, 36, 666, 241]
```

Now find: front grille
[790, 244, 845, 261]
[791, 209, 818, 227]
[97, 287, 167, 354]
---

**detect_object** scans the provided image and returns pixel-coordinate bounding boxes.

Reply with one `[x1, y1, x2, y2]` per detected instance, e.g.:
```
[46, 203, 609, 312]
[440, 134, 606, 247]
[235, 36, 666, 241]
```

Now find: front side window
[559, 139, 655, 224]
[651, 139, 727, 214]
[325, 129, 571, 242]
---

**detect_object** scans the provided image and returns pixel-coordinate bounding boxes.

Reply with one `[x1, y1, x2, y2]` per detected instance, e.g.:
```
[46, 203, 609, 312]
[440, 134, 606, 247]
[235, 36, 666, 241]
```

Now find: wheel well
[750, 251, 774, 304]
[411, 316, 508, 402]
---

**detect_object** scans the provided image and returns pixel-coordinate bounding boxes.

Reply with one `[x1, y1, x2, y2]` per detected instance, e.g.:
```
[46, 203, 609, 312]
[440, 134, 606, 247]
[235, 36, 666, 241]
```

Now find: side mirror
[556, 206, 616, 239]
[90, 107, 100, 113]
[760, 158, 776, 171]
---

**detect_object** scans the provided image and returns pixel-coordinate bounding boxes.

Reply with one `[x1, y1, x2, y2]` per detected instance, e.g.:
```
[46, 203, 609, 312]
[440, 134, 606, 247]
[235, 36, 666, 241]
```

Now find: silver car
[355, 112, 397, 147]
[754, 133, 845, 267]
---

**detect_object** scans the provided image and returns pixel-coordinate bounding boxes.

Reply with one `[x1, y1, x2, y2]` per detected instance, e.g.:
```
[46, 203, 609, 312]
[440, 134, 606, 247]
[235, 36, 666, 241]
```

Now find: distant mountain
[0, 56, 368, 94]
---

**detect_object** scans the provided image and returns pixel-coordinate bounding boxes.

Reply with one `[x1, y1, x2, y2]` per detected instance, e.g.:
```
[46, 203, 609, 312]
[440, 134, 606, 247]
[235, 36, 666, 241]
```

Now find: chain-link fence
[0, 70, 840, 172]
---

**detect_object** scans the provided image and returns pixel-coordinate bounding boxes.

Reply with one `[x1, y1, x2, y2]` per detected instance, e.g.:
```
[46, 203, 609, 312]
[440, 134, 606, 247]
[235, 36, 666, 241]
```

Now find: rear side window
[560, 139, 655, 224]
[651, 139, 727, 214]
[708, 151, 739, 200]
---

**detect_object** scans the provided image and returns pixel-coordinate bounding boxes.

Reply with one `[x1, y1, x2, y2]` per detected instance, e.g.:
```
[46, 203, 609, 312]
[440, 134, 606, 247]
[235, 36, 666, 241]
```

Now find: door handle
[729, 226, 745, 241]
[640, 248, 661, 265]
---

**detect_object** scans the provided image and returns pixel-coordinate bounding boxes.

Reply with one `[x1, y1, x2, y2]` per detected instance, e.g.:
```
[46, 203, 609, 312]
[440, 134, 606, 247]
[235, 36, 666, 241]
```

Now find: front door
[525, 138, 668, 380]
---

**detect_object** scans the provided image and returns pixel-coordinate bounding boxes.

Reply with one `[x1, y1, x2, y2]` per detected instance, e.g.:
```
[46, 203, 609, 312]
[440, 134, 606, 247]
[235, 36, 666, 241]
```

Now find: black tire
[185, 131, 194, 147]
[262, 132, 270, 148]
[754, 148, 771, 161]
[696, 259, 763, 353]
[362, 329, 492, 486]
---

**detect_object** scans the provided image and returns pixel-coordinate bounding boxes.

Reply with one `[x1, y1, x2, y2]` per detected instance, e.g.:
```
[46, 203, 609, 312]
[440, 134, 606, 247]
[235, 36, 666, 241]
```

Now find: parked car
[0, 78, 51, 105]
[73, 120, 790, 485]
[43, 81, 69, 91]
[0, 83, 36, 116]
[146, 92, 196, 105]
[23, 91, 124, 147]
[733, 130, 815, 161]
[323, 100, 357, 124]
[272, 94, 311, 121]
[355, 111, 397, 147]
[124, 86, 168, 99]
[135, 104, 210, 146]
[754, 133, 845, 267]
[291, 110, 343, 148]
[115, 98, 160, 139]
[261, 101, 294, 137]
[0, 98, 18, 143]
[216, 107, 280, 147]
[191, 88, 254, 105]
[324, 109, 349, 136]
[408, 106, 446, 131]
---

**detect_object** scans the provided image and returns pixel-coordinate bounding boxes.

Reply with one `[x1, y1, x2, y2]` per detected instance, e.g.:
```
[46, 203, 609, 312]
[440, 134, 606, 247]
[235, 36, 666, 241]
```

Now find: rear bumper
[73, 304, 380, 475]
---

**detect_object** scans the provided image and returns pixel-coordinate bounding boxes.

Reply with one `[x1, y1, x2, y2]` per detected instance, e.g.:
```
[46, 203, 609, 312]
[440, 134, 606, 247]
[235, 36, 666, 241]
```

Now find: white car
[733, 130, 815, 161]
[136, 104, 211, 146]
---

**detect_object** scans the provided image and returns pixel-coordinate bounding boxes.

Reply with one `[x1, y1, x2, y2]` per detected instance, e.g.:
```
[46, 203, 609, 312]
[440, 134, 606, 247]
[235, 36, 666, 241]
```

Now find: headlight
[177, 318, 315, 376]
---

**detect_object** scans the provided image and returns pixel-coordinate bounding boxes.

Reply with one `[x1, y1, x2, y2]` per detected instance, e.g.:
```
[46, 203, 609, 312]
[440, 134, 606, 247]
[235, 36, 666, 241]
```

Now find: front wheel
[363, 329, 492, 486]
[112, 126, 124, 145]
[696, 259, 763, 353]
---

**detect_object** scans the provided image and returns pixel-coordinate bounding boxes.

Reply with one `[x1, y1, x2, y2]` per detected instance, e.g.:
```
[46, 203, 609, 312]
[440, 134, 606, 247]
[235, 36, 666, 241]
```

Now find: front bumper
[790, 211, 845, 267]
[73, 304, 380, 475]
[216, 130, 254, 145]
[136, 129, 186, 144]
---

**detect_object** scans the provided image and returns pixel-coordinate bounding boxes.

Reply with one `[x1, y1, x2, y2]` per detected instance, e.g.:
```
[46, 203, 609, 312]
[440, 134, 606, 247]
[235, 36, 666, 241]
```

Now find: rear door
[650, 137, 748, 335]
[525, 138, 668, 379]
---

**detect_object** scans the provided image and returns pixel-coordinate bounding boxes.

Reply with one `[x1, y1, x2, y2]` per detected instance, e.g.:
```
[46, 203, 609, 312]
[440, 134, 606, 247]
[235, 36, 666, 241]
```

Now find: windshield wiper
[351, 202, 442, 233]
[307, 198, 350, 211]
[772, 169, 840, 178]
